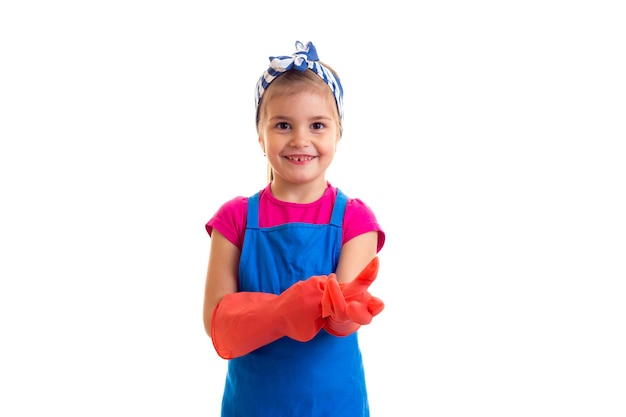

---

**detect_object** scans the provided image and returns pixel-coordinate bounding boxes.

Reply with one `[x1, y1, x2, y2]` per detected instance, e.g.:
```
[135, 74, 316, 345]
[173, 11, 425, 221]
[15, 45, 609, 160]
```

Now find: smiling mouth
[285, 156, 316, 162]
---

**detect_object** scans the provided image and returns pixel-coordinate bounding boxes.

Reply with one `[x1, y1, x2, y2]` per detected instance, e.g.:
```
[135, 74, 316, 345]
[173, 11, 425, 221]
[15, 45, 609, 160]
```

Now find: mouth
[284, 155, 316, 162]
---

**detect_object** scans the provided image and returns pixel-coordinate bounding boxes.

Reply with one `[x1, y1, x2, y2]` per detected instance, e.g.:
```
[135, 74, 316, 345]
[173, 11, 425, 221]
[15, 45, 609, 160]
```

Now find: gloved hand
[210, 274, 329, 359]
[322, 257, 385, 337]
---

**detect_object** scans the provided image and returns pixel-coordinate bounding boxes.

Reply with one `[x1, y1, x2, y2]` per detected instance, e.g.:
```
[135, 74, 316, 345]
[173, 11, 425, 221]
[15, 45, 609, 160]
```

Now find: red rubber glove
[210, 274, 329, 359]
[322, 257, 385, 337]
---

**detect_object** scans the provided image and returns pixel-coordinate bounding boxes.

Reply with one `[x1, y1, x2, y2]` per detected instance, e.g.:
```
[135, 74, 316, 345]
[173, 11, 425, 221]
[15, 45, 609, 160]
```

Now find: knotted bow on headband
[255, 41, 344, 121]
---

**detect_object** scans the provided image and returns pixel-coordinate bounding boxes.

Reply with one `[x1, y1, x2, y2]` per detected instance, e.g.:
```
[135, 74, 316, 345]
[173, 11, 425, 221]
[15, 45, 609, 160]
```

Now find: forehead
[268, 82, 334, 102]
[262, 87, 338, 120]
[261, 79, 338, 115]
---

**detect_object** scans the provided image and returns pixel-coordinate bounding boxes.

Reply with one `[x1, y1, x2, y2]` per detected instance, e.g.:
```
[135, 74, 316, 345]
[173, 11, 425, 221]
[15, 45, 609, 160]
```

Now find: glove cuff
[323, 316, 360, 337]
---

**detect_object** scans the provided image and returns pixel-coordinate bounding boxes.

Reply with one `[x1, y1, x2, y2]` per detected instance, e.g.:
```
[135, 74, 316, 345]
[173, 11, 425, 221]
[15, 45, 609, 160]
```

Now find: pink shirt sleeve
[205, 196, 248, 250]
[343, 198, 385, 253]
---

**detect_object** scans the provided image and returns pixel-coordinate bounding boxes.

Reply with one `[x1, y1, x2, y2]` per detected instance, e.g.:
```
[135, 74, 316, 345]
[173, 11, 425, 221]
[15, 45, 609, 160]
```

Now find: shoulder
[205, 185, 270, 248]
[210, 195, 249, 224]
[334, 186, 377, 217]
[346, 195, 376, 214]
[219, 195, 249, 212]
[333, 187, 386, 252]
[205, 195, 249, 249]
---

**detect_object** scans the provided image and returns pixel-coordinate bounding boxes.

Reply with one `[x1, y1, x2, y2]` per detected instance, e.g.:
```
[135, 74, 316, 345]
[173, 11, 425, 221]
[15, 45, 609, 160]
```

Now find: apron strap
[247, 192, 261, 229]
[330, 189, 348, 227]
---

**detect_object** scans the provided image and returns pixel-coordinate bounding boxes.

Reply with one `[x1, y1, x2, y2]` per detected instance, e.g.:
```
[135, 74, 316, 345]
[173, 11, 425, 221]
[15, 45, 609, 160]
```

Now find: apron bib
[220, 189, 369, 417]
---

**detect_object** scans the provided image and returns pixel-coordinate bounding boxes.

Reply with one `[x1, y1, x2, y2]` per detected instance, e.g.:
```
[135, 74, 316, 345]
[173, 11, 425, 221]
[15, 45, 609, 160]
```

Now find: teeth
[287, 156, 313, 161]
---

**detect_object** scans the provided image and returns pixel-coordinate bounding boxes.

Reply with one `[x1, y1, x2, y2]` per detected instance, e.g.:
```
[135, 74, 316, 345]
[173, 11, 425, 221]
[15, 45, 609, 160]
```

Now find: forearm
[210, 275, 328, 359]
[210, 292, 286, 358]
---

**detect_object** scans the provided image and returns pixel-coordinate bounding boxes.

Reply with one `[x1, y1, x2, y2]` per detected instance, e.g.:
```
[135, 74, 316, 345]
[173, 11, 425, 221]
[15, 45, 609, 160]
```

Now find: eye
[311, 122, 324, 130]
[276, 122, 290, 130]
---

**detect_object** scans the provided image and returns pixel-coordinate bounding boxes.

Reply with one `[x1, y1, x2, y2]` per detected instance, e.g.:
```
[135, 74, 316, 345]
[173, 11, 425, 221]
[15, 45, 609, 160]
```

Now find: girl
[203, 41, 386, 417]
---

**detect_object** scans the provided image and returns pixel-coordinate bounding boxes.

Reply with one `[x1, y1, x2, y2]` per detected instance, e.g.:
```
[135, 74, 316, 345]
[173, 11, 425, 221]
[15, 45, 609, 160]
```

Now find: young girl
[203, 41, 386, 417]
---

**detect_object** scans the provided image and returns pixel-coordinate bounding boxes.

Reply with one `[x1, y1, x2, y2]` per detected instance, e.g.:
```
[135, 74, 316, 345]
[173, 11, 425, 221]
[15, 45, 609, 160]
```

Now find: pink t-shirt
[206, 182, 385, 252]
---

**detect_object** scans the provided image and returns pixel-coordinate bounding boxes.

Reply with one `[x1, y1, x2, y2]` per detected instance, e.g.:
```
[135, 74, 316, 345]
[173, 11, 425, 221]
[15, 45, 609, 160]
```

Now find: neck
[269, 179, 328, 203]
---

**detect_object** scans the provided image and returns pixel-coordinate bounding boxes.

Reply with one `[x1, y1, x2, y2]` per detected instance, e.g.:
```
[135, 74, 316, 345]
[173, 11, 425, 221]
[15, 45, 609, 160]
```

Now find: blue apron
[220, 189, 369, 417]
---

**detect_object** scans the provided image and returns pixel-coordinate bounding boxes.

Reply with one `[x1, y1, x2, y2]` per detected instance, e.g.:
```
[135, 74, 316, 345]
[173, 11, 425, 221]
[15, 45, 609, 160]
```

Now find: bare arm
[334, 231, 378, 284]
[202, 230, 240, 337]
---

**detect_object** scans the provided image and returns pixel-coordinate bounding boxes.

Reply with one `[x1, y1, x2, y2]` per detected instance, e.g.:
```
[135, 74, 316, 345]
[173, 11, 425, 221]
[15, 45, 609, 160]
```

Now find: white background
[1, 1, 625, 416]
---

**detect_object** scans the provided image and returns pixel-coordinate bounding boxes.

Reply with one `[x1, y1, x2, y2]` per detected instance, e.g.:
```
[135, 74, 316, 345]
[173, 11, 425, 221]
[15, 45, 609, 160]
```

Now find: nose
[289, 127, 311, 147]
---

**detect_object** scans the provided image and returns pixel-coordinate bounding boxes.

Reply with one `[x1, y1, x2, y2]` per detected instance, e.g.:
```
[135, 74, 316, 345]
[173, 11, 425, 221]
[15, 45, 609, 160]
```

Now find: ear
[258, 136, 266, 155]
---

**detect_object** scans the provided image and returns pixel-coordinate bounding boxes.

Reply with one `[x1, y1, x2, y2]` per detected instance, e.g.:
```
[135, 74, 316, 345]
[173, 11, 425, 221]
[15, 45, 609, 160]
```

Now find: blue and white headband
[255, 41, 344, 121]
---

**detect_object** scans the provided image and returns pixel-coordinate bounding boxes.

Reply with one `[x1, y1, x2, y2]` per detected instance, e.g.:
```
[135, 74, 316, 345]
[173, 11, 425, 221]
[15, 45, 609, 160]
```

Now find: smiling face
[257, 71, 341, 199]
